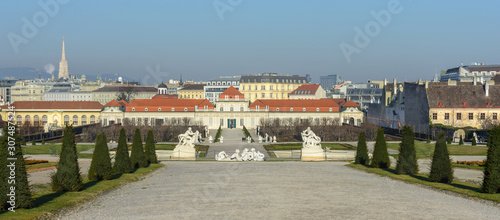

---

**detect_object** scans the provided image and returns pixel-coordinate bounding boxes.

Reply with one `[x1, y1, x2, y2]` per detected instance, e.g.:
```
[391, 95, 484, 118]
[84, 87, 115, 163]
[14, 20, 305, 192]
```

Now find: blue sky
[1, 0, 499, 84]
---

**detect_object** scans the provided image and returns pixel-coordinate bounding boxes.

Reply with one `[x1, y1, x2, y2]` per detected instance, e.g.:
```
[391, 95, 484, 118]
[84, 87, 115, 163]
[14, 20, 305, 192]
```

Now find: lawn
[22, 144, 94, 155]
[452, 163, 485, 171]
[264, 143, 355, 151]
[155, 144, 177, 150]
[387, 142, 488, 159]
[0, 164, 164, 220]
[26, 162, 58, 171]
[347, 164, 500, 203]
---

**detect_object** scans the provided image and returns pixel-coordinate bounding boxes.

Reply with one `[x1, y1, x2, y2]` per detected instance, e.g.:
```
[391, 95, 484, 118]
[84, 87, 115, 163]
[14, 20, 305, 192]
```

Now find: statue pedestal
[172, 145, 196, 160]
[301, 147, 325, 161]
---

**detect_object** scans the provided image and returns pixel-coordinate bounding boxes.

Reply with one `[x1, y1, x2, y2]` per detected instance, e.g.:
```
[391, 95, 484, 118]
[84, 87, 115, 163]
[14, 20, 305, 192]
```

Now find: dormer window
[172, 108, 175, 111]
[316, 108, 320, 112]
[303, 108, 306, 112]
[276, 108, 279, 112]
[132, 108, 135, 112]
[184, 108, 188, 111]
[290, 108, 293, 112]
[158, 108, 161, 112]
[204, 105, 208, 110]
[236, 95, 239, 100]
[145, 108, 148, 112]
[225, 95, 229, 99]
[256, 106, 260, 110]
[329, 108, 332, 112]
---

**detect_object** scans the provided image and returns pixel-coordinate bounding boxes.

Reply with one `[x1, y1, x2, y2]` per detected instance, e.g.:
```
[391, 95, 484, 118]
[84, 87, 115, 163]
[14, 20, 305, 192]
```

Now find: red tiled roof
[219, 86, 244, 99]
[152, 94, 178, 99]
[104, 100, 121, 107]
[249, 99, 340, 112]
[289, 84, 320, 95]
[332, 98, 347, 106]
[125, 99, 214, 112]
[342, 100, 360, 108]
[11, 101, 103, 110]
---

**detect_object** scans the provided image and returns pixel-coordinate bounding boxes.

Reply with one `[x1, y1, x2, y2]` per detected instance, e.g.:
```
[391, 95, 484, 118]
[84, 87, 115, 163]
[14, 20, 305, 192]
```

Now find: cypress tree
[459, 135, 464, 145]
[52, 125, 82, 192]
[88, 133, 113, 181]
[447, 136, 452, 144]
[130, 128, 147, 168]
[0, 127, 8, 210]
[32, 138, 36, 146]
[145, 130, 158, 164]
[113, 128, 132, 174]
[396, 125, 419, 174]
[10, 126, 33, 209]
[429, 132, 454, 183]
[354, 132, 369, 165]
[426, 135, 431, 143]
[21, 137, 26, 145]
[471, 136, 477, 146]
[42, 137, 45, 145]
[482, 126, 500, 193]
[371, 128, 390, 168]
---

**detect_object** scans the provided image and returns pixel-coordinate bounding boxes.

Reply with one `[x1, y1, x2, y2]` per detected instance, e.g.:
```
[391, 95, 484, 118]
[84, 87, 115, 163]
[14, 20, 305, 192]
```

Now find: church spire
[58, 36, 69, 79]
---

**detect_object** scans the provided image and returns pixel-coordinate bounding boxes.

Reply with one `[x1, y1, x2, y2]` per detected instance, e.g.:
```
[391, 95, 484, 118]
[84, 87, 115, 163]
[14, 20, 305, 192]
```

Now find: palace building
[100, 86, 364, 129]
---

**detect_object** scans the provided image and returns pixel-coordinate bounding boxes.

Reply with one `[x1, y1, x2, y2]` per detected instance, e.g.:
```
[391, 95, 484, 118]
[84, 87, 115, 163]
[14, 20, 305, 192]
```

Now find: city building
[332, 82, 383, 110]
[289, 84, 326, 99]
[58, 37, 69, 79]
[2, 101, 103, 130]
[239, 73, 309, 103]
[178, 84, 205, 99]
[320, 74, 343, 90]
[440, 63, 500, 82]
[10, 81, 46, 102]
[92, 85, 157, 104]
[366, 79, 405, 129]
[0, 79, 18, 104]
[157, 82, 181, 95]
[204, 76, 240, 104]
[99, 87, 364, 129]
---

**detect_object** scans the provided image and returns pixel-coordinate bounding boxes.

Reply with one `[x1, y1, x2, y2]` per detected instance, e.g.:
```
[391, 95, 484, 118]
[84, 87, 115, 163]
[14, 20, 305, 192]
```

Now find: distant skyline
[1, 0, 499, 84]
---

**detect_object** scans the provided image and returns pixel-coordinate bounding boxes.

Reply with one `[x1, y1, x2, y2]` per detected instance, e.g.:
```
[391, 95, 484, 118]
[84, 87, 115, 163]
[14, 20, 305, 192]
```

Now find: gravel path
[62, 162, 499, 219]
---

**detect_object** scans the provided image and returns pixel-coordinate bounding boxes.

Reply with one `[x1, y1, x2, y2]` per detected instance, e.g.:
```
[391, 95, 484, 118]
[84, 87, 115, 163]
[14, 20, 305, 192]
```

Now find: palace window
[481, 113, 486, 120]
[81, 115, 87, 125]
[230, 107, 234, 111]
[432, 113, 437, 120]
[240, 107, 244, 111]
[33, 115, 39, 126]
[457, 113, 462, 120]
[261, 93, 265, 98]
[42, 115, 47, 125]
[444, 113, 449, 120]
[73, 115, 78, 125]
[261, 85, 265, 90]
[469, 113, 473, 120]
[16, 115, 22, 125]
[64, 115, 70, 125]
[494, 113, 498, 120]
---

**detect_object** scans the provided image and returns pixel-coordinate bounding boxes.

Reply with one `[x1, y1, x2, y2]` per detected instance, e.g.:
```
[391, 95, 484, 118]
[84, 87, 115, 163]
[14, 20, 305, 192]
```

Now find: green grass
[22, 144, 94, 155]
[452, 163, 485, 171]
[155, 144, 176, 150]
[26, 162, 58, 171]
[387, 142, 488, 159]
[347, 164, 500, 203]
[0, 164, 164, 219]
[264, 143, 355, 151]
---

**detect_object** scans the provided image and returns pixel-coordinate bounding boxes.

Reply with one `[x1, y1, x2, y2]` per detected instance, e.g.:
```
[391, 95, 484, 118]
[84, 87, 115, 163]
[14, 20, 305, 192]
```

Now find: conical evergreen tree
[113, 128, 132, 174]
[0, 126, 33, 210]
[429, 132, 454, 183]
[88, 133, 113, 180]
[0, 127, 8, 210]
[459, 135, 464, 145]
[482, 126, 500, 193]
[145, 130, 158, 164]
[447, 136, 452, 144]
[130, 128, 147, 168]
[42, 137, 45, 145]
[426, 135, 431, 143]
[396, 125, 419, 174]
[52, 125, 82, 192]
[371, 128, 390, 168]
[355, 132, 369, 164]
[471, 136, 477, 146]
[32, 138, 36, 146]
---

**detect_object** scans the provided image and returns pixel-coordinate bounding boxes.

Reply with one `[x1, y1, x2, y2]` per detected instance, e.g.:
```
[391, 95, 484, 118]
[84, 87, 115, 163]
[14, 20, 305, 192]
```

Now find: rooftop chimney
[473, 76, 477, 85]
[425, 80, 429, 89]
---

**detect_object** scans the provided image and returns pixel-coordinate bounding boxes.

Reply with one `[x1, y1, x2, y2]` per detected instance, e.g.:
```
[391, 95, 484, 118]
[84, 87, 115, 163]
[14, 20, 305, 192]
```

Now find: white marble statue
[473, 132, 479, 143]
[220, 136, 224, 143]
[216, 148, 264, 161]
[247, 137, 252, 143]
[258, 135, 263, 143]
[301, 127, 321, 148]
[273, 136, 277, 143]
[209, 135, 213, 143]
[265, 133, 269, 142]
[178, 127, 197, 148]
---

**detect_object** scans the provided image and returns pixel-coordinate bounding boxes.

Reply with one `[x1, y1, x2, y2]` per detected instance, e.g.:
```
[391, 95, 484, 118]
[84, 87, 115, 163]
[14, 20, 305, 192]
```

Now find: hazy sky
[1, 0, 499, 84]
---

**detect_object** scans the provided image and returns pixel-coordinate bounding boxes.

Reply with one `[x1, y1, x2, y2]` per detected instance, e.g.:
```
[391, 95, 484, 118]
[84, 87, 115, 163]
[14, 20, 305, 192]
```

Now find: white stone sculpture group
[177, 127, 200, 148]
[301, 127, 321, 148]
[215, 148, 265, 161]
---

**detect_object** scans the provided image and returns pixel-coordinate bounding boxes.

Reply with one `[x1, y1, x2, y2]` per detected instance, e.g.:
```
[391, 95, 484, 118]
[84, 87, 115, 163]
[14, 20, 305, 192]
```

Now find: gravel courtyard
[62, 162, 500, 219]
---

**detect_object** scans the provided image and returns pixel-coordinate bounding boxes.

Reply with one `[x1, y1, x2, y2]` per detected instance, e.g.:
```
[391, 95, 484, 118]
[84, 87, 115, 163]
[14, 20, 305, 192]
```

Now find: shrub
[426, 135, 431, 143]
[25, 160, 49, 166]
[32, 138, 36, 146]
[52, 125, 83, 192]
[429, 132, 454, 183]
[113, 128, 132, 174]
[459, 135, 464, 145]
[395, 126, 418, 174]
[354, 132, 369, 165]
[371, 128, 390, 168]
[482, 126, 500, 193]
[130, 128, 147, 169]
[42, 137, 45, 145]
[88, 133, 113, 181]
[214, 126, 222, 143]
[472, 136, 477, 146]
[145, 130, 158, 164]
